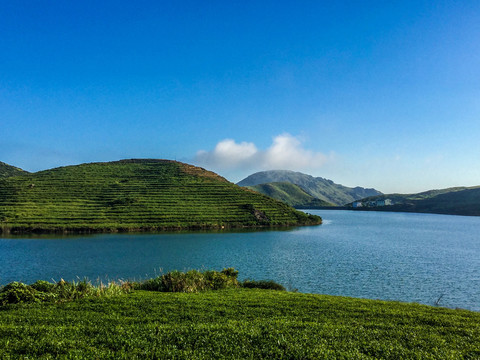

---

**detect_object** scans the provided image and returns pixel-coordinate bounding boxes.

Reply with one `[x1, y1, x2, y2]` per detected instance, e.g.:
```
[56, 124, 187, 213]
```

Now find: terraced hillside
[0, 159, 321, 234]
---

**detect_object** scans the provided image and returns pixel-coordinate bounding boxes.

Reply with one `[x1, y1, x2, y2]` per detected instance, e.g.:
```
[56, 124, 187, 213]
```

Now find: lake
[1, 210, 479, 311]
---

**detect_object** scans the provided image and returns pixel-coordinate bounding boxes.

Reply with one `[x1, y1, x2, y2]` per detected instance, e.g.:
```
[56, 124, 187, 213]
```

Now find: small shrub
[204, 270, 228, 290]
[136, 277, 163, 291]
[31, 280, 55, 293]
[55, 279, 82, 301]
[204, 268, 239, 290]
[0, 282, 56, 305]
[120, 280, 136, 292]
[241, 279, 286, 291]
[160, 270, 199, 293]
[75, 279, 92, 294]
[0, 282, 36, 305]
[221, 267, 239, 279]
[93, 280, 132, 297]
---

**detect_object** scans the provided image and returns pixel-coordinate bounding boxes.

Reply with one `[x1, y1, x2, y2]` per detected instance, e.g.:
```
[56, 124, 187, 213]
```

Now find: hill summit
[0, 161, 28, 178]
[0, 159, 321, 234]
[237, 170, 382, 206]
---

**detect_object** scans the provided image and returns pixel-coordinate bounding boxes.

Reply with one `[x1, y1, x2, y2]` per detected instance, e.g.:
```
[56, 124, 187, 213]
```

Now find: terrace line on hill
[0, 159, 321, 234]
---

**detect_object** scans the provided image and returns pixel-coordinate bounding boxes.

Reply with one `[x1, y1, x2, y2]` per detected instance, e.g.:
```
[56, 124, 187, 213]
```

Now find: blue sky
[1, 1, 479, 193]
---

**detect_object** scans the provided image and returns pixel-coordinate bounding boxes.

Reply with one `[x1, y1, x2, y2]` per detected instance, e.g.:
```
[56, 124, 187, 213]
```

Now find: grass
[0, 287, 479, 359]
[0, 159, 321, 234]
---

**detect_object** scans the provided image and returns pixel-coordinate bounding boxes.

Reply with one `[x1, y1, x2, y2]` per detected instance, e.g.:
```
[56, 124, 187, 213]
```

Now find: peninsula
[0, 159, 321, 234]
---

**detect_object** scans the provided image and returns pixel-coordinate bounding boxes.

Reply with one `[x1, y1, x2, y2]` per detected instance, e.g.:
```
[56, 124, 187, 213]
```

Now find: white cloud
[194, 133, 332, 173]
[263, 133, 328, 169]
[195, 139, 258, 168]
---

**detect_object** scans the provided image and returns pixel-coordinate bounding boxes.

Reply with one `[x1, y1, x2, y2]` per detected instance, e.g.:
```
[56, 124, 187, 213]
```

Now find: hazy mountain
[246, 182, 334, 208]
[0, 161, 28, 178]
[238, 170, 382, 206]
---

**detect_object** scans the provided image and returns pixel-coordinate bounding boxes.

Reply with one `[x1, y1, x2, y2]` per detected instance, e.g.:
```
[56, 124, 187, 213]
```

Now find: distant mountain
[246, 182, 334, 208]
[350, 186, 480, 216]
[0, 161, 28, 178]
[237, 170, 382, 206]
[0, 159, 321, 234]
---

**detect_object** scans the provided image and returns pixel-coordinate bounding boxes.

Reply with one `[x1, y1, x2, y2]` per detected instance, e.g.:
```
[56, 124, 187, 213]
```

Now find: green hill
[0, 161, 28, 178]
[238, 170, 382, 206]
[351, 186, 480, 216]
[246, 182, 334, 208]
[0, 159, 321, 234]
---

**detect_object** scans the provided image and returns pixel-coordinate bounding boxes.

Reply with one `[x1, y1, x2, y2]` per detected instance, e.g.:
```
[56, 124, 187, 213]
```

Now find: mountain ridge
[237, 170, 382, 206]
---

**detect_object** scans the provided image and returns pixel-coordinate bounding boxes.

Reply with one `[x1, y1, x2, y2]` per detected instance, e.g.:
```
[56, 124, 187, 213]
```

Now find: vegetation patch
[0, 268, 287, 306]
[135, 268, 242, 293]
[0, 279, 132, 306]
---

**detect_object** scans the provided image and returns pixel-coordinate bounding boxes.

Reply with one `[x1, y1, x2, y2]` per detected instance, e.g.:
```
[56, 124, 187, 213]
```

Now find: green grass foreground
[1, 289, 479, 359]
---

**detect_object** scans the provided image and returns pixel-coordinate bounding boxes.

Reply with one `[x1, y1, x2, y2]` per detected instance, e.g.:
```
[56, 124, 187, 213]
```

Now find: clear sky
[1, 1, 479, 193]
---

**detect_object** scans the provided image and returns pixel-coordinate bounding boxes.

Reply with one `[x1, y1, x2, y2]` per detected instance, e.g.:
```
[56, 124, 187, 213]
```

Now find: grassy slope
[246, 182, 334, 208]
[0, 289, 478, 359]
[352, 186, 480, 216]
[238, 170, 382, 206]
[0, 159, 321, 233]
[0, 161, 28, 178]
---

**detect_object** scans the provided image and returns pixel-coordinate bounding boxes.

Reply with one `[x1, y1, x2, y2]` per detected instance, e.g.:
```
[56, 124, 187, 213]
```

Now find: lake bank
[0, 220, 322, 236]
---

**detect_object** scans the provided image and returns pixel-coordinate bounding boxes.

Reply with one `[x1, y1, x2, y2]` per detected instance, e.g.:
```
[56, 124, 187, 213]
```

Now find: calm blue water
[1, 210, 479, 311]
